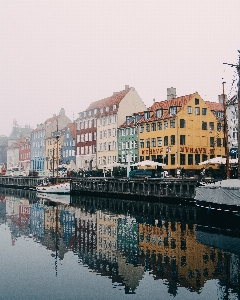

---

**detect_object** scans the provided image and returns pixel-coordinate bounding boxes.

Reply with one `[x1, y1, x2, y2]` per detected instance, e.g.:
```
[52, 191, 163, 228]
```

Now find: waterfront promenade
[0, 176, 198, 201]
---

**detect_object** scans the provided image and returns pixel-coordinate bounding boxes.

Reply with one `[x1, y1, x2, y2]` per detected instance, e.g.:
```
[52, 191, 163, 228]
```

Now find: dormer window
[169, 106, 177, 115]
[156, 109, 163, 118]
[100, 108, 104, 114]
[94, 108, 98, 114]
[144, 111, 150, 120]
[88, 110, 92, 116]
[113, 104, 117, 110]
[106, 106, 109, 112]
[83, 111, 87, 117]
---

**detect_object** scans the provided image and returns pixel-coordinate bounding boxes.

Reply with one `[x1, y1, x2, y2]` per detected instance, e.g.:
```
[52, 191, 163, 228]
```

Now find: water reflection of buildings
[1, 190, 240, 296]
[138, 221, 228, 294]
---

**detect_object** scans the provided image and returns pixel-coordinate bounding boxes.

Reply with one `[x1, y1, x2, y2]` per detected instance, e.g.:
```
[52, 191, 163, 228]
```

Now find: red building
[19, 135, 31, 171]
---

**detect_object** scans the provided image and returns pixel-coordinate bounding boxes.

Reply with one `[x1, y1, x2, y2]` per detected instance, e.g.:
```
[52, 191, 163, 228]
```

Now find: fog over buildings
[0, 0, 239, 137]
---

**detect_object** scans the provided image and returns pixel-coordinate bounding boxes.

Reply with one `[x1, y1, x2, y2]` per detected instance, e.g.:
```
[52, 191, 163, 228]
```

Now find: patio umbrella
[199, 157, 238, 165]
[104, 162, 127, 169]
[132, 160, 166, 167]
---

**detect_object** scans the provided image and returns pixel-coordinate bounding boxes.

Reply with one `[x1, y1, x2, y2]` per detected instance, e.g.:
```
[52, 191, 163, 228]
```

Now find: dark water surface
[0, 188, 240, 300]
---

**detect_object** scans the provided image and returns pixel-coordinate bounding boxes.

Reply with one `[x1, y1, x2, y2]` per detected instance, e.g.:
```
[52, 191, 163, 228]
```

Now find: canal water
[0, 188, 240, 300]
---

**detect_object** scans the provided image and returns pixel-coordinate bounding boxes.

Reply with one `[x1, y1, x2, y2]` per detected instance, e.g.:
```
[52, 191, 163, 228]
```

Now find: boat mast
[223, 51, 240, 179]
[222, 82, 230, 179]
[56, 120, 60, 185]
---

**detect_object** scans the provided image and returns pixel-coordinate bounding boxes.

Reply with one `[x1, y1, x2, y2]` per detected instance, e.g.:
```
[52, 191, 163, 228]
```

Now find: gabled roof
[119, 112, 144, 128]
[205, 101, 224, 111]
[68, 123, 76, 138]
[86, 87, 131, 111]
[137, 94, 194, 123]
[150, 94, 194, 111]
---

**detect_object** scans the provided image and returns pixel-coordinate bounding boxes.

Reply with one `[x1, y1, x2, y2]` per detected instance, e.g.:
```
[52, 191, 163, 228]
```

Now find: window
[187, 106, 192, 114]
[171, 154, 175, 165]
[170, 135, 175, 145]
[164, 121, 168, 129]
[180, 135, 185, 145]
[113, 104, 117, 110]
[180, 119, 185, 128]
[146, 139, 150, 148]
[195, 98, 199, 105]
[164, 136, 168, 146]
[202, 108, 207, 115]
[202, 122, 207, 130]
[152, 138, 156, 147]
[210, 137, 214, 147]
[164, 154, 168, 165]
[209, 122, 214, 131]
[180, 153, 185, 165]
[106, 106, 109, 112]
[140, 139, 144, 148]
[195, 154, 200, 165]
[158, 122, 162, 130]
[151, 123, 156, 131]
[108, 129, 111, 137]
[217, 123, 222, 131]
[146, 124, 150, 132]
[202, 154, 208, 162]
[140, 125, 144, 133]
[169, 106, 177, 115]
[144, 111, 150, 120]
[104, 130, 107, 138]
[156, 109, 163, 118]
[217, 138, 221, 147]
[100, 131, 102, 139]
[170, 119, 175, 128]
[188, 154, 193, 165]
[157, 137, 162, 146]
[195, 107, 200, 115]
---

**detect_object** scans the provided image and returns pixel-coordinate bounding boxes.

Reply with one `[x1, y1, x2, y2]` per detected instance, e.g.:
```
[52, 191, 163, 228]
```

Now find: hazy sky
[0, 0, 239, 136]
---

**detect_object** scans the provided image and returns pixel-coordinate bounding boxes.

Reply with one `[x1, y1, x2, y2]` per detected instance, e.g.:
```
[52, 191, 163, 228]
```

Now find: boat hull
[36, 182, 70, 194]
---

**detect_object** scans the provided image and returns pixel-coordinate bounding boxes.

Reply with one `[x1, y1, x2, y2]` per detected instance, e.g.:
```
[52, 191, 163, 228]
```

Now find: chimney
[125, 85, 129, 90]
[153, 99, 155, 103]
[59, 108, 65, 115]
[167, 87, 177, 100]
[218, 94, 226, 106]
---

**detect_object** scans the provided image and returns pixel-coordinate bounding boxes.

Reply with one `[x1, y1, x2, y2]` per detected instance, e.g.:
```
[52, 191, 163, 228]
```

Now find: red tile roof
[205, 101, 224, 111]
[149, 94, 194, 111]
[86, 88, 131, 111]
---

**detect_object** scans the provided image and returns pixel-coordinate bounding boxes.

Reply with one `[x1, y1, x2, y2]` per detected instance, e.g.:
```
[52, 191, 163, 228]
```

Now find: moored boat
[36, 181, 70, 194]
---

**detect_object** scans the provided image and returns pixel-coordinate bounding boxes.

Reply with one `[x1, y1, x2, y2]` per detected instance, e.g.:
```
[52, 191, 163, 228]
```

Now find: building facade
[61, 123, 76, 167]
[138, 92, 225, 176]
[118, 113, 143, 164]
[19, 134, 31, 171]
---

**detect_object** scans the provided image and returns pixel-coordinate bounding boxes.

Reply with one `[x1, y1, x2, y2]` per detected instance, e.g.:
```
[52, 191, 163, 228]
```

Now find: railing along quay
[70, 177, 198, 201]
[0, 176, 43, 190]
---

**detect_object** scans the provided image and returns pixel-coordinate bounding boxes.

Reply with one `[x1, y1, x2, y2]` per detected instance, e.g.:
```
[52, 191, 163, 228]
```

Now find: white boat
[36, 123, 71, 194]
[36, 181, 70, 194]
[36, 192, 70, 204]
[195, 179, 240, 206]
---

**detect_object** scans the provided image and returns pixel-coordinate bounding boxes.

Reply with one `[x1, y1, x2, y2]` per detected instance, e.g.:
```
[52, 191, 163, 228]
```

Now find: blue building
[61, 123, 76, 166]
[30, 125, 46, 171]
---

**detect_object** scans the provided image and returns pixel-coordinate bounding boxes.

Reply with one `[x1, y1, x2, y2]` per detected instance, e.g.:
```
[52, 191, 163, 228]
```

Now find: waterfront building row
[3, 86, 234, 176]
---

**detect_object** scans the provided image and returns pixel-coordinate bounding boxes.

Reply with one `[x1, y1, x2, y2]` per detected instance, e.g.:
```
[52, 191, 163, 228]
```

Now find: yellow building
[138, 221, 227, 292]
[45, 133, 64, 172]
[138, 92, 225, 176]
